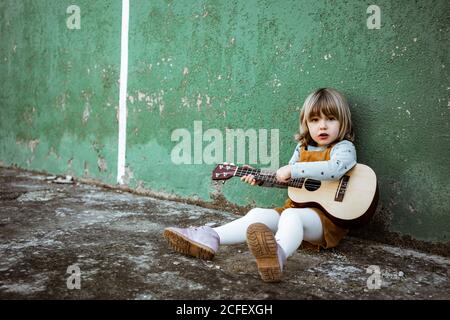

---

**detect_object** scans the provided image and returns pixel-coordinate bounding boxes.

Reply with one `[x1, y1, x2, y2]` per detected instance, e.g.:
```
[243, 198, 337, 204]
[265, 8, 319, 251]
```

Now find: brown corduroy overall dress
[274, 144, 349, 251]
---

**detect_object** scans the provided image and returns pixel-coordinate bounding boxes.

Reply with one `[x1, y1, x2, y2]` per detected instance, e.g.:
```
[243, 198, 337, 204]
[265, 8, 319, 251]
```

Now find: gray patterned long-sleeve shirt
[289, 140, 357, 181]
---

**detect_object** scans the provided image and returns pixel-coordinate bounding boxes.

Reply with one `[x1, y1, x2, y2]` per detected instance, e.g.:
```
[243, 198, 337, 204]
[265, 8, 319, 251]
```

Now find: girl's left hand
[276, 165, 292, 183]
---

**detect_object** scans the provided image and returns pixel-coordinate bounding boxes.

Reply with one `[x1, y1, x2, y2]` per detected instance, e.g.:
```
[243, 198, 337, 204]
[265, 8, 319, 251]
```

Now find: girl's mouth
[318, 133, 329, 139]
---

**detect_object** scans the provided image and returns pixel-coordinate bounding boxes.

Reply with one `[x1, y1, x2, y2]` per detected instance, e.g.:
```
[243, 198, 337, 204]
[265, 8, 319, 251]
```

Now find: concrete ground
[0, 167, 448, 300]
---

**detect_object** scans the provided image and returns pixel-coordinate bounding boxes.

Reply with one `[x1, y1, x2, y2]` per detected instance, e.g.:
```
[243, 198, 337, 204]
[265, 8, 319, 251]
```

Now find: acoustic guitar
[212, 163, 378, 229]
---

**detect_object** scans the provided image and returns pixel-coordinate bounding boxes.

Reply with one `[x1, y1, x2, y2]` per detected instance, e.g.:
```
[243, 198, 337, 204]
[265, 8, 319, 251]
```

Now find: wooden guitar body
[287, 164, 378, 228]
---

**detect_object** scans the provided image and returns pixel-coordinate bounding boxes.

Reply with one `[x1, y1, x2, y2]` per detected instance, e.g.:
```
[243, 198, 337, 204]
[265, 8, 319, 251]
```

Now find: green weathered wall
[0, 0, 121, 183]
[1, 0, 449, 243]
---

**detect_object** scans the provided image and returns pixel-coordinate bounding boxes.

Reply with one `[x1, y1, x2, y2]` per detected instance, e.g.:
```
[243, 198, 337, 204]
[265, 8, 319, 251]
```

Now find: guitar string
[236, 167, 286, 186]
[236, 168, 322, 188]
[238, 169, 309, 188]
[234, 167, 322, 188]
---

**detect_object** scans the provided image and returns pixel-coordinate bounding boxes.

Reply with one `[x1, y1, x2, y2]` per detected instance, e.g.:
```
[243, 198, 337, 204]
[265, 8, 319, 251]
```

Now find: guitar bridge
[334, 175, 349, 202]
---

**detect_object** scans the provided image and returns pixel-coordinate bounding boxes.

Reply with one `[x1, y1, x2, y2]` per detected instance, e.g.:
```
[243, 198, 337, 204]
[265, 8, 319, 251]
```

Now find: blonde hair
[295, 88, 354, 146]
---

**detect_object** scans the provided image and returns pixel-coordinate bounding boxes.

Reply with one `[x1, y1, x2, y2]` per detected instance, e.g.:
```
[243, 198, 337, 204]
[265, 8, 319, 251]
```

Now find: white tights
[213, 208, 324, 257]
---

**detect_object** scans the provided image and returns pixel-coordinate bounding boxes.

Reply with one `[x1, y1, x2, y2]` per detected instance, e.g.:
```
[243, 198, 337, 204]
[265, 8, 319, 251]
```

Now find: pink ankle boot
[163, 226, 220, 260]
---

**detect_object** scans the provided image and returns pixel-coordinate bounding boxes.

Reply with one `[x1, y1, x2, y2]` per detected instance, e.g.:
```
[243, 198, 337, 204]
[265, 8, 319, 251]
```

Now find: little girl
[164, 88, 357, 282]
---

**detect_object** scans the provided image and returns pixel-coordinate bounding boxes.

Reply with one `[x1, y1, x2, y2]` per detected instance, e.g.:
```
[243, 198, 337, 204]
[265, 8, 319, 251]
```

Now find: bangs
[305, 93, 341, 121]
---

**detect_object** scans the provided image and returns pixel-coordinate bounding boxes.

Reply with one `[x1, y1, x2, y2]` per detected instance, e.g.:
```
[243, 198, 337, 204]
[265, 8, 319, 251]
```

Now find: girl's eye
[328, 117, 336, 121]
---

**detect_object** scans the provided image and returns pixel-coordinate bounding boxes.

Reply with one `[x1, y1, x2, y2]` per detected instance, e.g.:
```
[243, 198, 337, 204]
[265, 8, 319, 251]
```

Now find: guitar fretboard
[234, 167, 306, 188]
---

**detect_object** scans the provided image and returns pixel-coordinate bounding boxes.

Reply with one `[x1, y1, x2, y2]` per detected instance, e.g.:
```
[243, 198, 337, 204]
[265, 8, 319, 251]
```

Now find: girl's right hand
[240, 165, 262, 186]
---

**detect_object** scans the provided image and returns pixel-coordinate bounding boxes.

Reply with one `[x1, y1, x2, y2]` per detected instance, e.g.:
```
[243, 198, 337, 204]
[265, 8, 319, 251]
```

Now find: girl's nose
[319, 119, 327, 128]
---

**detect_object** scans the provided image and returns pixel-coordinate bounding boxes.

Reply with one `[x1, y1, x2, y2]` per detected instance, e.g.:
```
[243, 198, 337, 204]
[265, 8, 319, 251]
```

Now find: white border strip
[117, 0, 129, 184]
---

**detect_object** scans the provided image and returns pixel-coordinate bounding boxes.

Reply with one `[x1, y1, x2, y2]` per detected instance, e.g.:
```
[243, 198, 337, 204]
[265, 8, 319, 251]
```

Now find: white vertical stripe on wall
[117, 0, 129, 184]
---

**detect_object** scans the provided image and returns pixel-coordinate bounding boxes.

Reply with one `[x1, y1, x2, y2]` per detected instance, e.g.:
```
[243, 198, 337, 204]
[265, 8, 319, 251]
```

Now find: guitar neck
[234, 166, 305, 188]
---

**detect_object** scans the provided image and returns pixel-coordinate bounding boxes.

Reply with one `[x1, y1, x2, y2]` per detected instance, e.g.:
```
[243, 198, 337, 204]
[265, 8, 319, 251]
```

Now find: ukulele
[212, 163, 379, 228]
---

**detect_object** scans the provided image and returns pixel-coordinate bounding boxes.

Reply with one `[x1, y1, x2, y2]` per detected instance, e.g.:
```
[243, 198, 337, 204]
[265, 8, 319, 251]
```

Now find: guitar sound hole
[304, 179, 321, 191]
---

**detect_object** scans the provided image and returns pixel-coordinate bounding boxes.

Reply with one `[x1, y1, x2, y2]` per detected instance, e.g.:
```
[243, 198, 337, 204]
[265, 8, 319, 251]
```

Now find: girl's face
[307, 112, 340, 146]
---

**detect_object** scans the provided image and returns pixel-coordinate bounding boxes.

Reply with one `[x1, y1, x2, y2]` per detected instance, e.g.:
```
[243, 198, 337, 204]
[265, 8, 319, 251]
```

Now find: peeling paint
[137, 91, 146, 101]
[196, 93, 202, 111]
[28, 140, 39, 153]
[56, 92, 68, 111]
[123, 166, 134, 185]
[181, 97, 190, 108]
[97, 157, 107, 172]
[83, 161, 89, 176]
[128, 90, 166, 113]
[82, 103, 90, 124]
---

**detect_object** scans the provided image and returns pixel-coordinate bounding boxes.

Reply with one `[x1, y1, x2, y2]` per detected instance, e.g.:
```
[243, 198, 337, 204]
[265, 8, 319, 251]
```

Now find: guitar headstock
[212, 163, 238, 180]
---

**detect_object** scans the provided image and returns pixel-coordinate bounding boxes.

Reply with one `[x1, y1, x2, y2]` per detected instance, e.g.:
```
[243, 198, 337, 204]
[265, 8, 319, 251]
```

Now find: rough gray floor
[0, 167, 448, 300]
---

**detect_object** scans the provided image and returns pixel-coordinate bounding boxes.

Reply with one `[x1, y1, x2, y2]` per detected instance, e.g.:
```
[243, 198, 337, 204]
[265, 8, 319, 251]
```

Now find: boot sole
[246, 223, 282, 282]
[163, 228, 215, 260]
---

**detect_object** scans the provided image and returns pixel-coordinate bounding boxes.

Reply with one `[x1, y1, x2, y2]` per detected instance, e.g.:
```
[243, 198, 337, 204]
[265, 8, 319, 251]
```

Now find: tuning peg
[224, 162, 228, 165]
[222, 181, 226, 184]
[230, 163, 235, 166]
